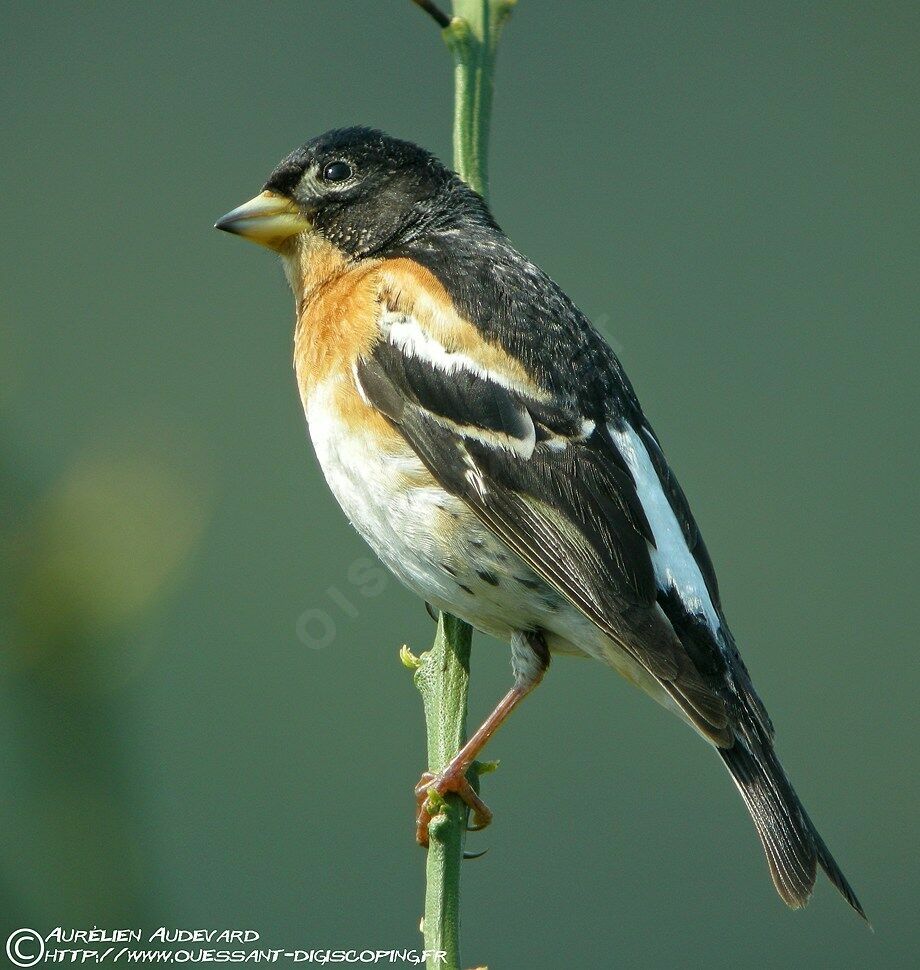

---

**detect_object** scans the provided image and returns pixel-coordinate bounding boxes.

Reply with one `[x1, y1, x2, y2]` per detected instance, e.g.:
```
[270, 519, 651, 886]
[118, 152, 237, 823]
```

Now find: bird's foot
[414, 765, 493, 847]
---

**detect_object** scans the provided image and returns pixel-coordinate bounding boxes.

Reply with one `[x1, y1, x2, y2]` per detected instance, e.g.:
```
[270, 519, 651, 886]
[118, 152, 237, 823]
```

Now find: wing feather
[356, 331, 734, 742]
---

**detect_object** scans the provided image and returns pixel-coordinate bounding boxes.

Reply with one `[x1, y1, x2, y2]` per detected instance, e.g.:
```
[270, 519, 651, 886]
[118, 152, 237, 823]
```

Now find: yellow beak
[214, 190, 311, 250]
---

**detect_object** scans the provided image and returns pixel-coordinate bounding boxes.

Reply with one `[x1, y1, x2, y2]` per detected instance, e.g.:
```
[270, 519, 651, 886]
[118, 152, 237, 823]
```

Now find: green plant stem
[445, 0, 516, 197]
[413, 613, 472, 967]
[412, 4, 514, 968]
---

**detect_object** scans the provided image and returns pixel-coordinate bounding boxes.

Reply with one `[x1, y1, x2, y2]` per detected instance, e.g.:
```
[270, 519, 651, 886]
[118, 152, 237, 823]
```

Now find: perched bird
[216, 127, 865, 918]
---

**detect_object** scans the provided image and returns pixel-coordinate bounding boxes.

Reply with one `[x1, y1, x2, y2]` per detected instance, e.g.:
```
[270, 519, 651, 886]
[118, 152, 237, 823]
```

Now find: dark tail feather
[719, 740, 868, 922]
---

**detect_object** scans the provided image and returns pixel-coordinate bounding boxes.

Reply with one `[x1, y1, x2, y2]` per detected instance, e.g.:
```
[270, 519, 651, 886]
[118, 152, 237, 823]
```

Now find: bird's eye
[322, 160, 353, 183]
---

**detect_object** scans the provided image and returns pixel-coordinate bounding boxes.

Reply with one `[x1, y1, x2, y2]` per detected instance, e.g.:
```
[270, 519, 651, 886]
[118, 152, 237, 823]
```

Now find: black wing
[356, 332, 734, 743]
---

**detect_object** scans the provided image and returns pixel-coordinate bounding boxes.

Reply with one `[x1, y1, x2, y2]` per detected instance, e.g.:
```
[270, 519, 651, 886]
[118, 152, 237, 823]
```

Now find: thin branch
[412, 0, 452, 29]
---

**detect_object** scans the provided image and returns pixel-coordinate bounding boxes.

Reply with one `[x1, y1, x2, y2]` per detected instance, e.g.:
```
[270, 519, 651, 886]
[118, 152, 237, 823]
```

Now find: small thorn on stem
[473, 759, 500, 776]
[400, 644, 423, 670]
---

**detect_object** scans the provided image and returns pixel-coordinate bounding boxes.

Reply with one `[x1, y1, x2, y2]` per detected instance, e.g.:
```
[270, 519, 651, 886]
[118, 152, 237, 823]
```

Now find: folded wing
[356, 305, 735, 743]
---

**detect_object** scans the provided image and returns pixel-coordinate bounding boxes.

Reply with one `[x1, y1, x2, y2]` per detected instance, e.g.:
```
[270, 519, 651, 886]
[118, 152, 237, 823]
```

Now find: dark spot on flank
[516, 576, 541, 590]
[477, 570, 500, 586]
[457, 583, 474, 595]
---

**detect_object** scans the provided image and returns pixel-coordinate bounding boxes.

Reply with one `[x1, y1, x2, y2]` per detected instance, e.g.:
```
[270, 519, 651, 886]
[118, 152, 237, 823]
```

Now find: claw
[424, 602, 439, 623]
[415, 767, 493, 847]
[463, 848, 489, 860]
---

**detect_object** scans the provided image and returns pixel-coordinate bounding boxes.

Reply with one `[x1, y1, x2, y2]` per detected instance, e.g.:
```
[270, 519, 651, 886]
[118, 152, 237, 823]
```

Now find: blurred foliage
[5, 443, 208, 689]
[0, 436, 209, 927]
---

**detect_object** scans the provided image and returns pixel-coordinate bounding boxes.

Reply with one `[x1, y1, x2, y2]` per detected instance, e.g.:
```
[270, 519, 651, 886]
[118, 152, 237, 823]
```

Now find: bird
[216, 126, 866, 919]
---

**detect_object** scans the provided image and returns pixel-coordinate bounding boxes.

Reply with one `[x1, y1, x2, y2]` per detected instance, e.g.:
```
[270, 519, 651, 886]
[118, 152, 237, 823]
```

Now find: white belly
[306, 382, 440, 586]
[304, 378, 682, 716]
[305, 378, 550, 639]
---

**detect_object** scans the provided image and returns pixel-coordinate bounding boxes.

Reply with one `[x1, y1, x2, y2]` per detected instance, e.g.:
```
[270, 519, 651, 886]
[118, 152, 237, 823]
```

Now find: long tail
[719, 739, 868, 922]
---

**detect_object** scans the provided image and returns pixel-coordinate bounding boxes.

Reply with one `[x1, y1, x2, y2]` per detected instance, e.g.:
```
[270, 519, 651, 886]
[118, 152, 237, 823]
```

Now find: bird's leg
[415, 630, 549, 847]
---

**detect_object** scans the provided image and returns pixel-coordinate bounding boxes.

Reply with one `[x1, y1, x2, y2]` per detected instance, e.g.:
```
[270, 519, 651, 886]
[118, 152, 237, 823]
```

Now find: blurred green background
[1, 1, 917, 966]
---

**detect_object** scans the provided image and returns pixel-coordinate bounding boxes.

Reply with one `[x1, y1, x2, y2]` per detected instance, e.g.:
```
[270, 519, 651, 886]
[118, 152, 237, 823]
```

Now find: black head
[216, 127, 494, 257]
